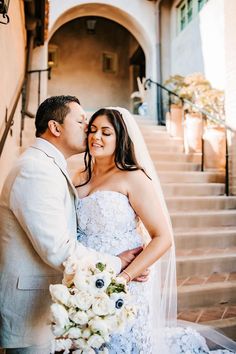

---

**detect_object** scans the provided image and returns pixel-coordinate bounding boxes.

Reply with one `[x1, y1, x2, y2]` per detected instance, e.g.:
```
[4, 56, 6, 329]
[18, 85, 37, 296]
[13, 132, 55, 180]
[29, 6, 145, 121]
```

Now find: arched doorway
[31, 1, 157, 116]
[48, 16, 146, 112]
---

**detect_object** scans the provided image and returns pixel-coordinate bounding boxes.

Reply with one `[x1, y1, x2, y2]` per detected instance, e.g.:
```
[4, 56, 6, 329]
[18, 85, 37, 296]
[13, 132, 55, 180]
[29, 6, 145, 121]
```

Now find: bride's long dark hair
[80, 108, 148, 186]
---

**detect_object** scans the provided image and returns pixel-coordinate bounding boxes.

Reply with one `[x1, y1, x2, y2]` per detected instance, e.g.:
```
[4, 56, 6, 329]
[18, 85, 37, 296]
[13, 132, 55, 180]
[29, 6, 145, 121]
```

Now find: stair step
[148, 145, 184, 153]
[178, 273, 236, 310]
[150, 152, 201, 163]
[160, 172, 225, 184]
[174, 227, 236, 249]
[144, 136, 182, 144]
[177, 307, 236, 341]
[155, 162, 201, 171]
[140, 128, 169, 135]
[162, 183, 225, 196]
[167, 196, 236, 211]
[176, 249, 236, 277]
[171, 210, 236, 228]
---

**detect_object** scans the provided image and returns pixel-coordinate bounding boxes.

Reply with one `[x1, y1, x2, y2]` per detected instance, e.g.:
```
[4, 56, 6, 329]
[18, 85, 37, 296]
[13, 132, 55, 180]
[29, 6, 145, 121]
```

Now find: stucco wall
[48, 17, 135, 111]
[224, 0, 236, 195]
[169, 0, 225, 89]
[0, 0, 26, 190]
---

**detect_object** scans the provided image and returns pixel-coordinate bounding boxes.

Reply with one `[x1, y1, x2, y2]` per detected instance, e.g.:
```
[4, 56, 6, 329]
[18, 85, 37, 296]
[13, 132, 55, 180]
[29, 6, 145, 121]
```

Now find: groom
[0, 96, 143, 354]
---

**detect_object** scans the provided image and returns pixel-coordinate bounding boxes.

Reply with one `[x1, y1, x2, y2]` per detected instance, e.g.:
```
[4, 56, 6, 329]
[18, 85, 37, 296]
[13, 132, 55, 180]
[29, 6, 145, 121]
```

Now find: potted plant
[199, 89, 226, 170]
[164, 75, 185, 138]
[179, 73, 211, 153]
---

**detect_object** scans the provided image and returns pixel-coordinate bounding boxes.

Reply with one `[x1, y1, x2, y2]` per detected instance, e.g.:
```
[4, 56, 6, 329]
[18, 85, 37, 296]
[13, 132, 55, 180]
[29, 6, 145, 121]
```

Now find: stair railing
[144, 78, 235, 196]
[0, 78, 24, 157]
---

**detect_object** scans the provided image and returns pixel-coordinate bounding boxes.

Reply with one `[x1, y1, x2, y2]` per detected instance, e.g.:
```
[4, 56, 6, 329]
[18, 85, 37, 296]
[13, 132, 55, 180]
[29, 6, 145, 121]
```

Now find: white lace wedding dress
[76, 190, 234, 354]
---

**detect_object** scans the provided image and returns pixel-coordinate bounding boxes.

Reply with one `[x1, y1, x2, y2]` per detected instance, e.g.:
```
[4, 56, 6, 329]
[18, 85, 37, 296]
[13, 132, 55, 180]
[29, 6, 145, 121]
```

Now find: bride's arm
[120, 170, 173, 281]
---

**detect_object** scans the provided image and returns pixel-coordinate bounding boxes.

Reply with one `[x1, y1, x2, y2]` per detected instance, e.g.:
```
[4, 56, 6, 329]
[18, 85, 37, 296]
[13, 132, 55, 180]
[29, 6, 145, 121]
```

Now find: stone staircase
[20, 116, 236, 340]
[139, 119, 236, 340]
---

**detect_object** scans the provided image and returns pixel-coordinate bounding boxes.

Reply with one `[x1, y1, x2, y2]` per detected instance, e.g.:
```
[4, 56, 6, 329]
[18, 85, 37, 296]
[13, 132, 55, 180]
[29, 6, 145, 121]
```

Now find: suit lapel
[53, 158, 79, 204]
[30, 143, 79, 204]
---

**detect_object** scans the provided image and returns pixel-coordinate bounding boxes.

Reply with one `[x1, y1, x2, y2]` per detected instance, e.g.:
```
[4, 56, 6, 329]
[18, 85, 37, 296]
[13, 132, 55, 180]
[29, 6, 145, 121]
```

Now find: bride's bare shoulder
[123, 169, 152, 189]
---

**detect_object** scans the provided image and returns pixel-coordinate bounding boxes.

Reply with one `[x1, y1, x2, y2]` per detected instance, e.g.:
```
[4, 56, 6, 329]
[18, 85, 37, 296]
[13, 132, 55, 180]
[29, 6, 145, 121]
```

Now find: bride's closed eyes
[89, 125, 114, 136]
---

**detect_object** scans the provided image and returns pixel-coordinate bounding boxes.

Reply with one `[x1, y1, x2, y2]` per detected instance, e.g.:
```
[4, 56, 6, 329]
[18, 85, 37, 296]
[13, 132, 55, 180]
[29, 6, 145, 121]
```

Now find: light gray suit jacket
[0, 138, 121, 349]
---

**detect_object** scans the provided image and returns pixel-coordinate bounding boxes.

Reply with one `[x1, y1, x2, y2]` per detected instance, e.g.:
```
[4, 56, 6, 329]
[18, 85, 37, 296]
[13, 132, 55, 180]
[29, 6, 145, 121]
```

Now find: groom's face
[60, 102, 87, 155]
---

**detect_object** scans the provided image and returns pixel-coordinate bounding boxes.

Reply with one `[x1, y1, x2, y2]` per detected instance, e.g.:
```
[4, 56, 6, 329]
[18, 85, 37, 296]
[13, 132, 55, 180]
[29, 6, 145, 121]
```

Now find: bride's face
[88, 115, 116, 158]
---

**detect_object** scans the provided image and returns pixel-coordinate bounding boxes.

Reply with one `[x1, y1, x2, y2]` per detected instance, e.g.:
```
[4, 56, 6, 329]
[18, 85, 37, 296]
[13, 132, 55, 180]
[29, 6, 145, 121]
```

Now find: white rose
[104, 314, 125, 333]
[66, 326, 82, 339]
[51, 324, 65, 336]
[89, 317, 109, 338]
[87, 334, 105, 349]
[76, 255, 98, 273]
[73, 273, 90, 292]
[49, 284, 71, 306]
[103, 315, 119, 332]
[69, 309, 88, 325]
[82, 328, 92, 339]
[92, 293, 113, 316]
[86, 308, 96, 320]
[69, 290, 93, 310]
[53, 338, 72, 354]
[50, 303, 70, 327]
[73, 338, 90, 350]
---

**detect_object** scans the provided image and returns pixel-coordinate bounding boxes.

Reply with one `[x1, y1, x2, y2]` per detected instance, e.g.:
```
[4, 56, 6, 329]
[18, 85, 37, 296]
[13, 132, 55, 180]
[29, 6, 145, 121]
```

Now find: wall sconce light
[0, 0, 10, 25]
[86, 18, 97, 34]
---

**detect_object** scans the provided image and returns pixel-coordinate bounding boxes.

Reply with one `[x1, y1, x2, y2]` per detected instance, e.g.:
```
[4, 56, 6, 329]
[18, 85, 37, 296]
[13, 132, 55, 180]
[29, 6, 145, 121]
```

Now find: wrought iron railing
[0, 78, 24, 157]
[144, 78, 235, 196]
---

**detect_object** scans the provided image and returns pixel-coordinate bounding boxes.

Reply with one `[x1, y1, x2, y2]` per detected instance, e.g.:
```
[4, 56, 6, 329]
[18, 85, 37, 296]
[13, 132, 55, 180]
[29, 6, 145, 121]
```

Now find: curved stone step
[167, 196, 236, 211]
[178, 276, 236, 310]
[174, 227, 236, 249]
[177, 308, 236, 340]
[160, 172, 225, 184]
[148, 145, 184, 153]
[150, 152, 201, 163]
[176, 250, 236, 277]
[171, 210, 236, 228]
[155, 162, 201, 171]
[163, 183, 225, 196]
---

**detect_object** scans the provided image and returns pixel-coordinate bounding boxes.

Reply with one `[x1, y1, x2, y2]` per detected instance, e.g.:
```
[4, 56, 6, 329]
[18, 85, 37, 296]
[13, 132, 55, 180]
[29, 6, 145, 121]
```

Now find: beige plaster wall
[0, 0, 26, 190]
[48, 17, 135, 112]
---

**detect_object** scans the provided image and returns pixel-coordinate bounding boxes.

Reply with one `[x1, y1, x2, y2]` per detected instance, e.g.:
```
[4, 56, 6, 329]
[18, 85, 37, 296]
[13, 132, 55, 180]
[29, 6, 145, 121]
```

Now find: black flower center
[95, 279, 105, 288]
[115, 299, 124, 309]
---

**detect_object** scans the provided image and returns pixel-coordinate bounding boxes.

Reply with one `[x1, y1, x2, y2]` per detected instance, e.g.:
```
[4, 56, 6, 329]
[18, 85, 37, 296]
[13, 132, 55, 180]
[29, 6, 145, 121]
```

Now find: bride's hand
[117, 246, 143, 270]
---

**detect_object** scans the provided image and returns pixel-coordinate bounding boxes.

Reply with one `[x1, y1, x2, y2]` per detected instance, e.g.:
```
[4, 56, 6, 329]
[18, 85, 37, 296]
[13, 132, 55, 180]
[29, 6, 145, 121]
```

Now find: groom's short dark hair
[35, 95, 81, 137]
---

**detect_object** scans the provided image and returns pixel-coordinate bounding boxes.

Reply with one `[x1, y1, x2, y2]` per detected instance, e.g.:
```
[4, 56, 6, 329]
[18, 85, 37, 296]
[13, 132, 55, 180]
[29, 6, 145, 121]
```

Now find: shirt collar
[32, 138, 67, 170]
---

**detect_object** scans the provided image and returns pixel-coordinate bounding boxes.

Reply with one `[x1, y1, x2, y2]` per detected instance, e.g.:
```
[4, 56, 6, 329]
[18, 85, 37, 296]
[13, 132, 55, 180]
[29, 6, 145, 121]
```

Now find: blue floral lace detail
[76, 191, 235, 354]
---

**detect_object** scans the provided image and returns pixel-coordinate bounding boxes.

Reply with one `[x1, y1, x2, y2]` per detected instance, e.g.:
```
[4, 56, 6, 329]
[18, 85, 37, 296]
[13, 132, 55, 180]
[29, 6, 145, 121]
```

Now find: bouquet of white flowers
[49, 256, 136, 354]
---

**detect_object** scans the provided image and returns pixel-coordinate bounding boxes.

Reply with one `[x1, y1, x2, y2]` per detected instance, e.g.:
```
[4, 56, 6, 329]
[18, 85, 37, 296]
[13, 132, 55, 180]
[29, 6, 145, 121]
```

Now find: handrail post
[225, 131, 229, 196]
[201, 119, 205, 172]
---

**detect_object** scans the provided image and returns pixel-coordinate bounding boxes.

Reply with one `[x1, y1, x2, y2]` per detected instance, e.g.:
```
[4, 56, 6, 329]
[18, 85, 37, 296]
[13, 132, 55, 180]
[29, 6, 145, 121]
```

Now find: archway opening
[48, 16, 146, 113]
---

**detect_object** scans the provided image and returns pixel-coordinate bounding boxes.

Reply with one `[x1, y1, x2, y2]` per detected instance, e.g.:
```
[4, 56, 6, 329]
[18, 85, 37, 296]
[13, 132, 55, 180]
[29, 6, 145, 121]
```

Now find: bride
[73, 107, 236, 354]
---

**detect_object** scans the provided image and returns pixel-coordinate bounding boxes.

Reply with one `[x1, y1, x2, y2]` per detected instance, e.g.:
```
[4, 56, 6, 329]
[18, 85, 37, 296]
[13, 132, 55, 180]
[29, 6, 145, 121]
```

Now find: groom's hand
[117, 246, 143, 270]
